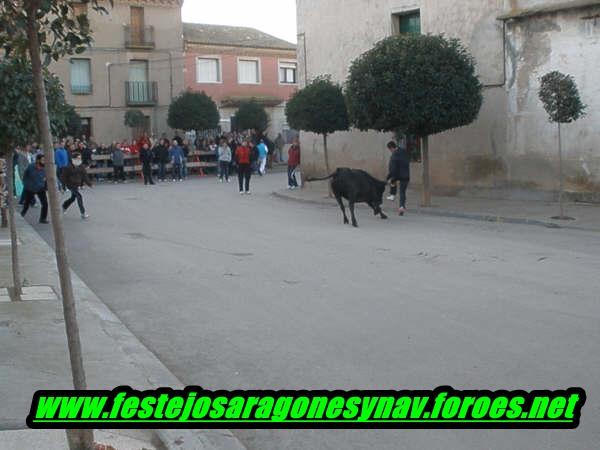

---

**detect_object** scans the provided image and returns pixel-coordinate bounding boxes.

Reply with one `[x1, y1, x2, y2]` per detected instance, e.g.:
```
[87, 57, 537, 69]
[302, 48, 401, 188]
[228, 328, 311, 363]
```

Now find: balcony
[125, 81, 158, 106]
[71, 84, 93, 95]
[124, 25, 155, 49]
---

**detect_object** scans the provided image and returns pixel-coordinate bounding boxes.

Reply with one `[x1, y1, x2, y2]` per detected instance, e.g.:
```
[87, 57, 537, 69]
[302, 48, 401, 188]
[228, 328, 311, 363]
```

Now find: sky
[182, 0, 298, 44]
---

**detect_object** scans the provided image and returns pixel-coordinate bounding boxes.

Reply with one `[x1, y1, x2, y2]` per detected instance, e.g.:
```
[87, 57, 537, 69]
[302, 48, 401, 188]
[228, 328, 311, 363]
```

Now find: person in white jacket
[217, 138, 232, 183]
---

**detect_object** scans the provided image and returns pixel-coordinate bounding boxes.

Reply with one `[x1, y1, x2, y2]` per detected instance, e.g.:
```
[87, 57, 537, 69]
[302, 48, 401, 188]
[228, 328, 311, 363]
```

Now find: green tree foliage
[0, 0, 108, 65]
[285, 75, 349, 136]
[236, 99, 269, 132]
[124, 109, 146, 129]
[60, 105, 83, 139]
[539, 71, 586, 124]
[0, 57, 70, 150]
[167, 90, 220, 131]
[346, 34, 483, 205]
[346, 34, 482, 136]
[285, 76, 349, 179]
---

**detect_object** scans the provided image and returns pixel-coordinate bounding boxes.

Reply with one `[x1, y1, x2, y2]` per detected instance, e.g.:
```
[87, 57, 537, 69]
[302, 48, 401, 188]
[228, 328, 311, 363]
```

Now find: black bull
[306, 168, 388, 227]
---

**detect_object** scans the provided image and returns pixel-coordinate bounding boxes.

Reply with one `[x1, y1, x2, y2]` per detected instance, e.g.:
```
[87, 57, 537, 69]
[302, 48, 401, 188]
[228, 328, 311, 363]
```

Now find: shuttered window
[238, 59, 260, 84]
[197, 57, 221, 83]
[70, 59, 92, 95]
[279, 61, 297, 84]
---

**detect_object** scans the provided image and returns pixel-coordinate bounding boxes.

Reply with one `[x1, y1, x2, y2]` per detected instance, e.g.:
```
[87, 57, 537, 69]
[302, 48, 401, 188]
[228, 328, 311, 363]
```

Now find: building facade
[183, 23, 297, 138]
[50, 0, 185, 143]
[297, 0, 600, 200]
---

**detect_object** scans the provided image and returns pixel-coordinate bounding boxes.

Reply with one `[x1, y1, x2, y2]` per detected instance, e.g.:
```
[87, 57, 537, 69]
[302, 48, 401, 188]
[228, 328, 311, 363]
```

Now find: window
[393, 11, 421, 35]
[279, 61, 297, 84]
[238, 58, 260, 84]
[70, 59, 92, 95]
[197, 57, 221, 83]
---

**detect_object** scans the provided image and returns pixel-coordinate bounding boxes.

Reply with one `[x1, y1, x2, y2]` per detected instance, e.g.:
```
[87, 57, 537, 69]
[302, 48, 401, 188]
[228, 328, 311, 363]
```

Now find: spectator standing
[256, 139, 269, 176]
[111, 143, 126, 183]
[20, 154, 48, 224]
[60, 164, 92, 219]
[181, 139, 191, 180]
[54, 141, 69, 192]
[386, 141, 411, 216]
[235, 139, 253, 194]
[287, 139, 301, 190]
[155, 139, 170, 182]
[274, 133, 284, 163]
[217, 138, 232, 183]
[169, 141, 185, 181]
[139, 143, 155, 186]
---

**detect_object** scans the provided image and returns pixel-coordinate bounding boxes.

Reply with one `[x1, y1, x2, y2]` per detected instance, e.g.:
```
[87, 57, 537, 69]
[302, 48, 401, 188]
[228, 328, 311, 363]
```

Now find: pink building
[184, 23, 298, 136]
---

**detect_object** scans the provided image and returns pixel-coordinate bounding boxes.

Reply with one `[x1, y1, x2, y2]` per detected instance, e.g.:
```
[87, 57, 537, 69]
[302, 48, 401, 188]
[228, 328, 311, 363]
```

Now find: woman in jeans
[217, 138, 232, 182]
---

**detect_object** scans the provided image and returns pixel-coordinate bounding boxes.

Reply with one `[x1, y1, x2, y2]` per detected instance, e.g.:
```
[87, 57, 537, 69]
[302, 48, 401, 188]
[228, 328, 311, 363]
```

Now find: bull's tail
[305, 171, 337, 182]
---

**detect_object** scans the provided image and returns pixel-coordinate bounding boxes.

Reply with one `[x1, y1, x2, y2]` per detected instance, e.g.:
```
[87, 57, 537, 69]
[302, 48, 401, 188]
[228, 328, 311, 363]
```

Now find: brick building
[183, 23, 298, 138]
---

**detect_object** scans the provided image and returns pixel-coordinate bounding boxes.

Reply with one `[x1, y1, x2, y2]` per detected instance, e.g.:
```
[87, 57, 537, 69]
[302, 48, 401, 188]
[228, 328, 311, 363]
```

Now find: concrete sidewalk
[274, 182, 600, 232]
[0, 219, 245, 450]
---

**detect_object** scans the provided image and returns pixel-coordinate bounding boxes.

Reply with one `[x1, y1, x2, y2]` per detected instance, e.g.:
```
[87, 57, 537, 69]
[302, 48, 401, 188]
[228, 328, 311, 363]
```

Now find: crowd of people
[9, 130, 302, 224]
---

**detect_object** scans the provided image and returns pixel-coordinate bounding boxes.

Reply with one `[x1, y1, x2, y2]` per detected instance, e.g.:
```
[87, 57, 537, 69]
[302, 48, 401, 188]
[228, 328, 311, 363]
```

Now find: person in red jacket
[235, 138, 253, 194]
[287, 138, 301, 189]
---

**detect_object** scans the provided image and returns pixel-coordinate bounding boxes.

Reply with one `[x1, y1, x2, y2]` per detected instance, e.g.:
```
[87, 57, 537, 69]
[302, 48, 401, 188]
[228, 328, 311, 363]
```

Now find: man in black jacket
[386, 141, 411, 216]
[140, 143, 155, 185]
[60, 164, 92, 219]
[154, 139, 170, 182]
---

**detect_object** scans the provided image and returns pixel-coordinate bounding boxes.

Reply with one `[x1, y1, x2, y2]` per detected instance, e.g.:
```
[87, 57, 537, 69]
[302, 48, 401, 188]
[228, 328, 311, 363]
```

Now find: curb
[272, 190, 600, 232]
[18, 219, 247, 450]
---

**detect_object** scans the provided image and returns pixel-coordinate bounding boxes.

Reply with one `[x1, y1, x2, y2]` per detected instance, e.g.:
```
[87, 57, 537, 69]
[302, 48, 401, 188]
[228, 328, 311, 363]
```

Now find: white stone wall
[505, 6, 600, 190]
[297, 0, 600, 197]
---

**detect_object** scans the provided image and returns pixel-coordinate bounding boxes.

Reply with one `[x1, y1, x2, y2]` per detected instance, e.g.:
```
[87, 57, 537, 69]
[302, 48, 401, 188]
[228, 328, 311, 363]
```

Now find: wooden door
[130, 6, 144, 44]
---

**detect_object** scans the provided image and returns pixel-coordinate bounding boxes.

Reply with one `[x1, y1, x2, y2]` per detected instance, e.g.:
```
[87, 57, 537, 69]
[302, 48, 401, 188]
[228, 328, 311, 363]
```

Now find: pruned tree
[167, 90, 220, 133]
[285, 75, 349, 178]
[0, 57, 72, 299]
[346, 34, 483, 206]
[236, 99, 269, 134]
[539, 71, 586, 220]
[60, 104, 83, 139]
[0, 1, 111, 449]
[124, 109, 146, 139]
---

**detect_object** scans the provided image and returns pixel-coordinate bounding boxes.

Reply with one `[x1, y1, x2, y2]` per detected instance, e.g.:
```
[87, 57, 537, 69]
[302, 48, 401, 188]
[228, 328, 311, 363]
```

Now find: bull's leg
[335, 195, 349, 225]
[379, 209, 388, 220]
[349, 202, 358, 227]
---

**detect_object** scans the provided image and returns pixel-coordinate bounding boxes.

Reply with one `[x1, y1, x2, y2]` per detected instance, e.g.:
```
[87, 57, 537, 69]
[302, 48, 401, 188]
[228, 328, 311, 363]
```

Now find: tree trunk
[557, 123, 565, 218]
[26, 12, 94, 450]
[6, 151, 22, 298]
[421, 135, 431, 207]
[323, 134, 333, 197]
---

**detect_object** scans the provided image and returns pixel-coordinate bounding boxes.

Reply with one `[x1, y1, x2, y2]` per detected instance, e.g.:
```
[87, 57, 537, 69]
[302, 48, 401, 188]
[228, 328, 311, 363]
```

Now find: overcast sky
[182, 0, 298, 44]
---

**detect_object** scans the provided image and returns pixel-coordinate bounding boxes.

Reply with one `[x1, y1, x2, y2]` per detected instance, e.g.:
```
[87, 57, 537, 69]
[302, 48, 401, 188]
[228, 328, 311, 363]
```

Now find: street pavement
[27, 173, 600, 450]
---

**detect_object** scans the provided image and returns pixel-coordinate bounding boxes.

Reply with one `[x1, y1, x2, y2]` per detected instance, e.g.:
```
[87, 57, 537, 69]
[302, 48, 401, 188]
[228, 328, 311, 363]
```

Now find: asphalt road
[28, 173, 600, 450]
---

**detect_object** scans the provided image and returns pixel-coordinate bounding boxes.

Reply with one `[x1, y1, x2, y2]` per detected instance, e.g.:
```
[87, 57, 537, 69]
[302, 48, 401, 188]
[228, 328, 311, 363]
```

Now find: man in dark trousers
[61, 163, 92, 219]
[21, 154, 49, 224]
[139, 143, 155, 185]
[386, 141, 411, 216]
[235, 138, 254, 194]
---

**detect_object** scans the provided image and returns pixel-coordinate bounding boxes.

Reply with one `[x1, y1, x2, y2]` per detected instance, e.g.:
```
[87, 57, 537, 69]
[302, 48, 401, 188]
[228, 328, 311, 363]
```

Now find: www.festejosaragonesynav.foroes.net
[26, 386, 586, 429]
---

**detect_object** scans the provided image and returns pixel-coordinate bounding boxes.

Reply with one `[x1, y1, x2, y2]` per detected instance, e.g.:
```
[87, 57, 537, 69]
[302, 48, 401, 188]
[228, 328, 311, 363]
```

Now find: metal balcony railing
[125, 81, 158, 105]
[124, 25, 155, 49]
[71, 84, 93, 95]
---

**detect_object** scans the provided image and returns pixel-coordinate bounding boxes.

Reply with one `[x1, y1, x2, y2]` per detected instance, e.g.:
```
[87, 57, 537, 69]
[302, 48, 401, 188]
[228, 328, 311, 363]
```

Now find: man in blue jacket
[21, 154, 49, 224]
[169, 142, 185, 182]
[54, 141, 69, 192]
